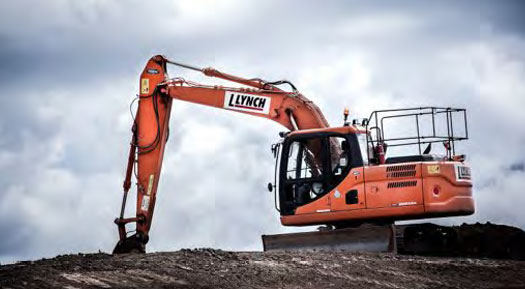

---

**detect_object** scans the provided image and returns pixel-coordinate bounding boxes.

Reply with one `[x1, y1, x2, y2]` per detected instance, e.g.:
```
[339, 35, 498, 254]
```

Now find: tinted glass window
[280, 134, 355, 214]
[286, 138, 324, 180]
[329, 136, 350, 179]
[356, 133, 370, 166]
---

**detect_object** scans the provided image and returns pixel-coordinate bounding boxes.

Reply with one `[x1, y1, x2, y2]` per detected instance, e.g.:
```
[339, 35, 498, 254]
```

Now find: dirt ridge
[1, 249, 524, 289]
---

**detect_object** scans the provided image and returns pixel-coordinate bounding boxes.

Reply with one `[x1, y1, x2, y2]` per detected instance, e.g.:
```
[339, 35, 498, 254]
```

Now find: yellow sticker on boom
[428, 165, 440, 174]
[141, 78, 150, 94]
[147, 174, 154, 195]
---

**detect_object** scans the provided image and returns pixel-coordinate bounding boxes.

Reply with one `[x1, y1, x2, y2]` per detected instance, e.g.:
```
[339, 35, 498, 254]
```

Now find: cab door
[279, 136, 330, 215]
[329, 135, 366, 212]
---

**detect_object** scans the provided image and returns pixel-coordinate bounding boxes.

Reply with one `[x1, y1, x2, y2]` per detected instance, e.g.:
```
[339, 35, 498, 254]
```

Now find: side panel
[421, 162, 474, 216]
[293, 167, 366, 217]
[281, 161, 474, 226]
[294, 194, 331, 215]
[330, 167, 366, 211]
[364, 163, 424, 209]
[281, 204, 425, 226]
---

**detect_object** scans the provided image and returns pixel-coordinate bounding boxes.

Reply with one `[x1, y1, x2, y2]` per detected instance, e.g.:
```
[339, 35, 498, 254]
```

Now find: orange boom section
[114, 55, 330, 253]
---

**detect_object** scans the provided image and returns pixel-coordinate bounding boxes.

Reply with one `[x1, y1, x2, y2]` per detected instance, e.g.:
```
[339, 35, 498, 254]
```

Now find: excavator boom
[114, 55, 330, 253]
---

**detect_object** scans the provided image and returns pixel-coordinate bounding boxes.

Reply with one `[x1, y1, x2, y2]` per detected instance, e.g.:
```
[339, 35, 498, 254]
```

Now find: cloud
[509, 162, 525, 173]
[0, 0, 524, 263]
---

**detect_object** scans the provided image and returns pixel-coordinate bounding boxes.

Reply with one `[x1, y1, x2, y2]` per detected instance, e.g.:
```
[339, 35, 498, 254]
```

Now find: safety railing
[366, 107, 468, 160]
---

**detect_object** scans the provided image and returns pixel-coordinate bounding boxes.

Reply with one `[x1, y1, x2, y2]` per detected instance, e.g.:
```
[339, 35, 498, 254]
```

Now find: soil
[1, 249, 524, 289]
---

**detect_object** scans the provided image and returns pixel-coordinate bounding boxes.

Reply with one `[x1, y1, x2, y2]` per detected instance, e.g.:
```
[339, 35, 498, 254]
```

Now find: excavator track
[397, 222, 525, 260]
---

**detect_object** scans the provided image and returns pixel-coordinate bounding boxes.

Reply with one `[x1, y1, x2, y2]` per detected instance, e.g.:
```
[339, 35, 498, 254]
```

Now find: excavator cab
[263, 107, 473, 252]
[271, 107, 473, 227]
[277, 130, 363, 215]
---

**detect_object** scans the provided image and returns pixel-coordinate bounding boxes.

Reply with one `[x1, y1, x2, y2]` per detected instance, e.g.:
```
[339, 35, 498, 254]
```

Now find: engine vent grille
[386, 164, 417, 178]
[387, 170, 416, 178]
[387, 180, 418, 189]
[386, 164, 416, 172]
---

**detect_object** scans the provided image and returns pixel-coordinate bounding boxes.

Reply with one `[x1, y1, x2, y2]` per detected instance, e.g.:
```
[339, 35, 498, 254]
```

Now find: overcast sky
[0, 0, 524, 263]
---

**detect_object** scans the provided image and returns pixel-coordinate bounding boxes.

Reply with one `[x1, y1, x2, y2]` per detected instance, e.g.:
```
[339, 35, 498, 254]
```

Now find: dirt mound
[1, 249, 524, 289]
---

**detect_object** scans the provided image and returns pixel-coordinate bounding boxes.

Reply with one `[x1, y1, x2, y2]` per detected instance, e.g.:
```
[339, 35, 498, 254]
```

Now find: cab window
[356, 133, 371, 166]
[286, 138, 324, 180]
[280, 134, 353, 214]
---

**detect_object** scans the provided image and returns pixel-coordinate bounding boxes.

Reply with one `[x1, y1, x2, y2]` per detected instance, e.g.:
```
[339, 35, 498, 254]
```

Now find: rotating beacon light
[343, 107, 349, 126]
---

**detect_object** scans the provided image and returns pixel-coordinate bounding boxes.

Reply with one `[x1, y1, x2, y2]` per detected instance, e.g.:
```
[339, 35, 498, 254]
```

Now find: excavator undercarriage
[262, 222, 525, 261]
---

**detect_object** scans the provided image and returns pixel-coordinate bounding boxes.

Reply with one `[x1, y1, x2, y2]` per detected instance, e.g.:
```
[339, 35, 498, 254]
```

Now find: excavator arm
[113, 55, 329, 253]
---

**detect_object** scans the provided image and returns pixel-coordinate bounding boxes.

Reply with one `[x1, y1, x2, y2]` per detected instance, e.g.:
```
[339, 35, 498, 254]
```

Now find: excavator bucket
[113, 234, 146, 254]
[262, 223, 396, 253]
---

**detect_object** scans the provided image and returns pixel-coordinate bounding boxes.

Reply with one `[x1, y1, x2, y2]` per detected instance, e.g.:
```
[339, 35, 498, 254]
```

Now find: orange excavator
[113, 55, 474, 253]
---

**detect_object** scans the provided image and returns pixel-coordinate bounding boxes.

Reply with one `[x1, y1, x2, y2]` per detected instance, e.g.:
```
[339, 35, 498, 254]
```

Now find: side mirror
[271, 143, 281, 158]
[267, 182, 273, 192]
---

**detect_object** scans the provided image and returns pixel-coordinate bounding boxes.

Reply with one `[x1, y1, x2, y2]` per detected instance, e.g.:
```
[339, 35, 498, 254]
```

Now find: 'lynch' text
[223, 91, 271, 115]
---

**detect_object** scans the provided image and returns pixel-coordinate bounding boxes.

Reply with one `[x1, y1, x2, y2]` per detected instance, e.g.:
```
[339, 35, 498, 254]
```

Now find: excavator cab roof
[287, 125, 365, 137]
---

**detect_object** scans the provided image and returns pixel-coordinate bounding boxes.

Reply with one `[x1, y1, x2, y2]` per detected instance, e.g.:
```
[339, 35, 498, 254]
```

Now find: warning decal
[427, 165, 440, 174]
[141, 196, 150, 211]
[141, 78, 150, 95]
[223, 91, 271, 115]
[147, 174, 154, 195]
